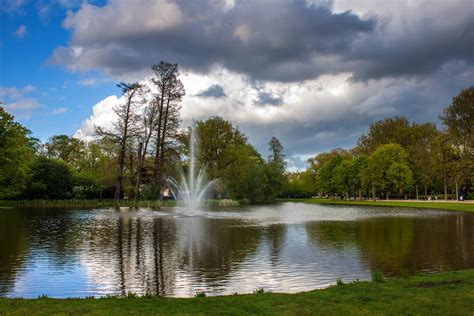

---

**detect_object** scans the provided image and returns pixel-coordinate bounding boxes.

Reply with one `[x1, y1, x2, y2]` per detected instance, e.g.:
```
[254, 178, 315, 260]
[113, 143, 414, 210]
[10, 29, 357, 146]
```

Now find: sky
[1, 0, 473, 170]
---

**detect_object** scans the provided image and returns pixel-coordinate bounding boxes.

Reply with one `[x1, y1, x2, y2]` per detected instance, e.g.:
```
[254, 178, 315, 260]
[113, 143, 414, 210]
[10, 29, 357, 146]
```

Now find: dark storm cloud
[50, 0, 374, 81]
[50, 0, 473, 82]
[196, 84, 226, 98]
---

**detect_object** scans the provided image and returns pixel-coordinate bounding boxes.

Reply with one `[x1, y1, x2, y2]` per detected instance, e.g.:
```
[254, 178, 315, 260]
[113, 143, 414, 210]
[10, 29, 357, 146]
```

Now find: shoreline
[1, 269, 473, 314]
[279, 198, 474, 212]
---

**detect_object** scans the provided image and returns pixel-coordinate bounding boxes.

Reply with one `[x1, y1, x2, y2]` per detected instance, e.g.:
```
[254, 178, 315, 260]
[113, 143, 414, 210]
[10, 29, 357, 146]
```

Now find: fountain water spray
[167, 126, 216, 212]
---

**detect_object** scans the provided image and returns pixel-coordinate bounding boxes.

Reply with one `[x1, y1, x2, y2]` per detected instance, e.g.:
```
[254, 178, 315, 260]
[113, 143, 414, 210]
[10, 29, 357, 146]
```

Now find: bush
[72, 173, 102, 199]
[253, 288, 265, 294]
[195, 291, 206, 298]
[23, 158, 72, 199]
[372, 271, 385, 283]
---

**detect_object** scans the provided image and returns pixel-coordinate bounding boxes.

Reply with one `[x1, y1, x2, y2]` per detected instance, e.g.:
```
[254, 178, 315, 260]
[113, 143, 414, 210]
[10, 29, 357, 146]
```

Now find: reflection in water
[0, 203, 473, 297]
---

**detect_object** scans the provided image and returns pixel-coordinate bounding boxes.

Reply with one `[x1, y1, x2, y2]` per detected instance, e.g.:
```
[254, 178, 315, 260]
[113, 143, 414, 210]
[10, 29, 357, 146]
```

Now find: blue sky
[1, 1, 472, 169]
[0, 0, 114, 141]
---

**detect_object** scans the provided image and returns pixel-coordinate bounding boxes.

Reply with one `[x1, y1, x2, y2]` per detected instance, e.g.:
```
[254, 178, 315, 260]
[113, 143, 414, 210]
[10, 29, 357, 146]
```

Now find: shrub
[195, 291, 206, 298]
[372, 271, 385, 283]
[253, 288, 265, 294]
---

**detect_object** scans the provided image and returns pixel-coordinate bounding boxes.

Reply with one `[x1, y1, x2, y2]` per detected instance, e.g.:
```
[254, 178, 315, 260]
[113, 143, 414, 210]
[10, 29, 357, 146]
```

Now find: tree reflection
[176, 217, 262, 282]
[0, 210, 28, 295]
[305, 214, 474, 276]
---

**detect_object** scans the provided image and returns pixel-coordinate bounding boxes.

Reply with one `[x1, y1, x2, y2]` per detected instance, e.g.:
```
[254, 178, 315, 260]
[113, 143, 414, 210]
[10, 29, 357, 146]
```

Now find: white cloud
[15, 24, 26, 38]
[73, 95, 119, 141]
[74, 64, 474, 170]
[63, 0, 183, 42]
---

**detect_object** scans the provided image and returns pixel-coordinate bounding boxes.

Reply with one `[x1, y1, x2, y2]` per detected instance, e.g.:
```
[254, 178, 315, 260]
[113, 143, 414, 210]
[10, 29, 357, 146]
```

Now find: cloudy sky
[1, 0, 473, 169]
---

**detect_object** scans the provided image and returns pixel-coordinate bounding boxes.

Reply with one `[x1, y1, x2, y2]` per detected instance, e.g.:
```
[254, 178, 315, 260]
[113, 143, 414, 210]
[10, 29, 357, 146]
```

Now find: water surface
[1, 202, 473, 298]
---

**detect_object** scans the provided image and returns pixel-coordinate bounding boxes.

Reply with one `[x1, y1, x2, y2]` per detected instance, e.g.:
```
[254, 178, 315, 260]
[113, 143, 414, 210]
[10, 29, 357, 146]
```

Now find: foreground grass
[280, 198, 474, 212]
[0, 269, 473, 315]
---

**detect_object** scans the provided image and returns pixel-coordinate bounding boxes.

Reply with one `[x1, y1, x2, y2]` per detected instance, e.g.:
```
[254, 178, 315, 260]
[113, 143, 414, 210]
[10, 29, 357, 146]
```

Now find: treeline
[0, 62, 287, 203]
[285, 87, 474, 200]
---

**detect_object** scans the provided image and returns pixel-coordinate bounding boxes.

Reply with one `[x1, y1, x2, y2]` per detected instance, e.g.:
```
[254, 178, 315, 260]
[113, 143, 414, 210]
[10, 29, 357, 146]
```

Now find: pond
[1, 202, 473, 298]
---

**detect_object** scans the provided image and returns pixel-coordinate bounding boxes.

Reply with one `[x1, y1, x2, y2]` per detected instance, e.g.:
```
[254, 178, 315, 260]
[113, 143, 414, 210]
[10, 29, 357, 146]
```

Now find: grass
[279, 198, 474, 212]
[0, 269, 473, 315]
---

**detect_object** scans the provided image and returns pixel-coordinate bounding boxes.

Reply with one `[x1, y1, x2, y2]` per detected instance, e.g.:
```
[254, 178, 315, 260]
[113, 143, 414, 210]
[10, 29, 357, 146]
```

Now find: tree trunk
[416, 185, 419, 200]
[386, 190, 390, 200]
[443, 171, 448, 200]
[114, 91, 136, 202]
[455, 180, 459, 201]
[372, 186, 376, 201]
[134, 142, 143, 202]
[153, 88, 166, 197]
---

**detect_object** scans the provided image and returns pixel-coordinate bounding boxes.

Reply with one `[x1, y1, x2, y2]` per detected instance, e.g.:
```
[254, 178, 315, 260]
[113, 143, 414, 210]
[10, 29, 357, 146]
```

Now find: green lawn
[279, 198, 474, 212]
[0, 269, 473, 315]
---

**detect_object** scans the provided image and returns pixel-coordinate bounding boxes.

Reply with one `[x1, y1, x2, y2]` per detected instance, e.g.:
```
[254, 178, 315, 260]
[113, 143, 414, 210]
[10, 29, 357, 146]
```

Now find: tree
[134, 97, 158, 200]
[97, 82, 144, 201]
[333, 160, 351, 199]
[45, 135, 85, 170]
[24, 157, 73, 199]
[441, 86, 474, 155]
[356, 117, 412, 154]
[193, 116, 247, 181]
[318, 155, 344, 197]
[440, 86, 474, 199]
[0, 107, 33, 198]
[356, 117, 440, 198]
[150, 62, 185, 195]
[349, 156, 368, 199]
[363, 144, 411, 200]
[267, 136, 287, 197]
[386, 161, 414, 199]
[268, 136, 285, 170]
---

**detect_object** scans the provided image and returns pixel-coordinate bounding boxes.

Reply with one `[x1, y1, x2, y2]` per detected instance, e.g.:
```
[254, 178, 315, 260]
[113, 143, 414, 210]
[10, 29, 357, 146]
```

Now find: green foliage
[253, 288, 265, 294]
[71, 173, 102, 199]
[336, 278, 345, 286]
[194, 291, 206, 298]
[185, 117, 286, 203]
[0, 107, 33, 198]
[441, 86, 474, 154]
[284, 171, 316, 198]
[371, 271, 385, 283]
[386, 161, 414, 196]
[23, 157, 73, 199]
[363, 144, 411, 198]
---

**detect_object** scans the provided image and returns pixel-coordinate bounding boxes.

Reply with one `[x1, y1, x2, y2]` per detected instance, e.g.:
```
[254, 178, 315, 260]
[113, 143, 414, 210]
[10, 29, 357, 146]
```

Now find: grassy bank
[0, 199, 241, 209]
[280, 198, 474, 212]
[0, 269, 473, 315]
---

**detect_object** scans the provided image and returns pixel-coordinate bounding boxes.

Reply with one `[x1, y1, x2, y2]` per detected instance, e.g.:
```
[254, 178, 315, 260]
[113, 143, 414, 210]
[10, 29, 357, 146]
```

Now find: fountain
[167, 125, 216, 212]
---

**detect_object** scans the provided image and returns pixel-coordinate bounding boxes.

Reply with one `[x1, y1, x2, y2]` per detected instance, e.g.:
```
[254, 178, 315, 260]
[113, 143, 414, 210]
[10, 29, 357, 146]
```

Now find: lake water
[1, 202, 473, 298]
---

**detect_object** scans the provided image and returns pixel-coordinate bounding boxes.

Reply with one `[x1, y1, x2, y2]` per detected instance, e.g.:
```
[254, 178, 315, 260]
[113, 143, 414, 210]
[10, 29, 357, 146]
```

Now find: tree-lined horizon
[1, 63, 472, 203]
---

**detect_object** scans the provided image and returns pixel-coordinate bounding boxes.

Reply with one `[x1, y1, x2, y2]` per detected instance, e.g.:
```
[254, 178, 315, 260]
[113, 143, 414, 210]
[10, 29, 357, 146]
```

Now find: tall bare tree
[97, 82, 144, 201]
[150, 62, 185, 196]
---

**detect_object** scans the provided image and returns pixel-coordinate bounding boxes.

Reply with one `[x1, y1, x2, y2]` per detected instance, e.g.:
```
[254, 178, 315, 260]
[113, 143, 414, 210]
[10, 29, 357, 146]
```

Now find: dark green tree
[0, 107, 33, 198]
[24, 157, 73, 199]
